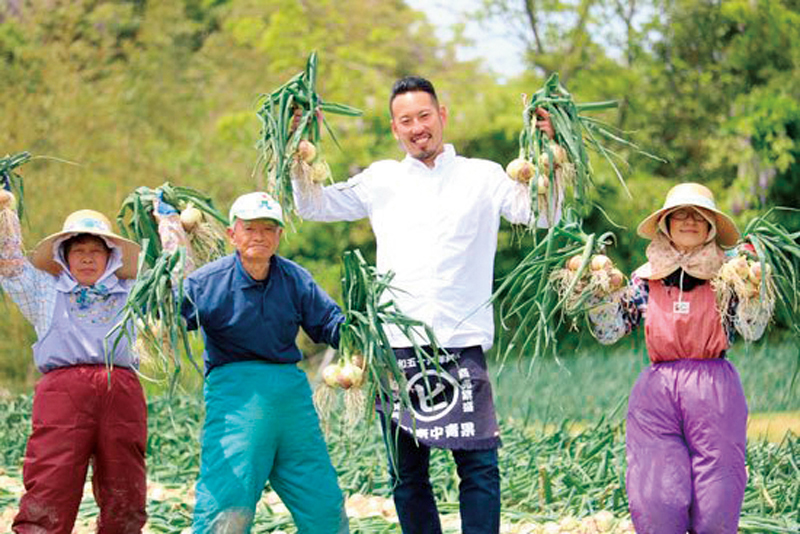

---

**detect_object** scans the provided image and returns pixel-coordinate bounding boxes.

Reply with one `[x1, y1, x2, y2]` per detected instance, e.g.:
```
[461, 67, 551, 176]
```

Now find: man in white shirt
[293, 76, 553, 534]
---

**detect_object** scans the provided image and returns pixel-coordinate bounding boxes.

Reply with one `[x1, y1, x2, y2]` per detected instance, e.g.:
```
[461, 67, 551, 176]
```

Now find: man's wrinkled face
[390, 91, 447, 167]
[228, 218, 282, 263]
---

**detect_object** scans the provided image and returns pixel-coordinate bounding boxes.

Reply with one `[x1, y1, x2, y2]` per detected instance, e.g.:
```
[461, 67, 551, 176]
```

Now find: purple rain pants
[626, 358, 747, 534]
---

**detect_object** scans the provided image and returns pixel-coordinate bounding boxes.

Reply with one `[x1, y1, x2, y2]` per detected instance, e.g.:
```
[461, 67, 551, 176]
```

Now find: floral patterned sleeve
[587, 272, 649, 345]
[0, 208, 25, 277]
[1, 210, 57, 336]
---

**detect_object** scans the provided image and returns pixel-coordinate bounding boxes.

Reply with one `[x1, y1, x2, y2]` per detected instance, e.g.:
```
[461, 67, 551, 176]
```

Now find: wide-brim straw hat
[636, 182, 740, 247]
[30, 209, 141, 279]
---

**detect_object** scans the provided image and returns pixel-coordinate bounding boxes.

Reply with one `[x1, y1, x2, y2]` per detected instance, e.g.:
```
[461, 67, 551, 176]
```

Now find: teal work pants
[192, 361, 348, 534]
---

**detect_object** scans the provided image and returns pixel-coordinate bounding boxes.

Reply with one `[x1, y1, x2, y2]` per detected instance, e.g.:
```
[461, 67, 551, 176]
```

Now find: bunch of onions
[551, 252, 625, 316]
[712, 249, 777, 342]
[290, 139, 331, 185]
[314, 353, 366, 429]
[179, 200, 227, 266]
[108, 246, 202, 391]
[322, 355, 365, 390]
[713, 253, 775, 311]
[536, 142, 568, 173]
[513, 72, 663, 226]
[256, 52, 362, 220]
[117, 182, 228, 269]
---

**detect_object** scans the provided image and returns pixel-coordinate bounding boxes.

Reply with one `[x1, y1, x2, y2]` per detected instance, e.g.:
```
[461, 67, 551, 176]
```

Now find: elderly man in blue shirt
[176, 192, 348, 534]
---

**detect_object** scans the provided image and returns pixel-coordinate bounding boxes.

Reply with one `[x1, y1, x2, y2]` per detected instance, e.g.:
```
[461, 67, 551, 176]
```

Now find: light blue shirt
[2, 246, 136, 372]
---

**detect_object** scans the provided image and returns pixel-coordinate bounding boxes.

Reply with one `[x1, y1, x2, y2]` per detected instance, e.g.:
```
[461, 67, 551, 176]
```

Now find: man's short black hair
[389, 76, 438, 114]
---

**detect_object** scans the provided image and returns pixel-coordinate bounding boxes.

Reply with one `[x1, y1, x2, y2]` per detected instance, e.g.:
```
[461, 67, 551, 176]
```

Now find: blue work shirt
[182, 253, 343, 375]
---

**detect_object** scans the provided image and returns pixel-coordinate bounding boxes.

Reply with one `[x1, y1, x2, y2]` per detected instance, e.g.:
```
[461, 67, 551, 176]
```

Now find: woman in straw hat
[585, 183, 772, 533]
[0, 194, 147, 533]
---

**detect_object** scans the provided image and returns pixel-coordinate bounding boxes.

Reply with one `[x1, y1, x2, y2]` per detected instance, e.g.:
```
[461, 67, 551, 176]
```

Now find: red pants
[13, 365, 147, 534]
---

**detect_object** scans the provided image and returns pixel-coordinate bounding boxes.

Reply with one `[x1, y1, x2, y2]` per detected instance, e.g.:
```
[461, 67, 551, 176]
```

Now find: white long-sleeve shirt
[294, 144, 538, 350]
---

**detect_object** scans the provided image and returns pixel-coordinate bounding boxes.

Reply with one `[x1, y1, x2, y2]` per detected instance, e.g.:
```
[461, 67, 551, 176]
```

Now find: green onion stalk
[492, 210, 616, 374]
[509, 73, 664, 230]
[117, 182, 228, 268]
[112, 183, 228, 390]
[255, 51, 362, 222]
[738, 207, 800, 395]
[0, 151, 31, 220]
[313, 249, 442, 472]
[107, 245, 201, 393]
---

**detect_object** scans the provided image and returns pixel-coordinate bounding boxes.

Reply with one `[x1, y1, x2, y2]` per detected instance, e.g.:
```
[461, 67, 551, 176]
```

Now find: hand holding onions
[550, 252, 626, 317]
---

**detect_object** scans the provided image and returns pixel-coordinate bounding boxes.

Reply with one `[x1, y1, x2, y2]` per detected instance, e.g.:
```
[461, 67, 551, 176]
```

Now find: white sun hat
[228, 192, 284, 227]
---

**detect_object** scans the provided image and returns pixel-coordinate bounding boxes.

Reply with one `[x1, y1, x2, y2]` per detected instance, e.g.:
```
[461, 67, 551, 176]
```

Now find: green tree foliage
[0, 0, 491, 389]
[473, 0, 799, 258]
[1, 0, 798, 390]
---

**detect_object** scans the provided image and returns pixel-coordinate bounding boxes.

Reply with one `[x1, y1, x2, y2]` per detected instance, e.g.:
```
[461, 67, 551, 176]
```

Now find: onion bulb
[180, 204, 203, 231]
[608, 268, 625, 290]
[537, 175, 549, 195]
[537, 143, 568, 170]
[336, 362, 364, 389]
[297, 139, 317, 164]
[310, 160, 330, 183]
[351, 353, 365, 371]
[505, 158, 535, 184]
[591, 254, 613, 272]
[550, 143, 568, 165]
[566, 255, 583, 272]
[322, 364, 340, 388]
[0, 190, 16, 210]
[592, 510, 615, 531]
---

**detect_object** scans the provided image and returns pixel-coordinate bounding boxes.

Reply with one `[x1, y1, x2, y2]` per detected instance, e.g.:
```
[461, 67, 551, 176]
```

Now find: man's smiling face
[390, 90, 448, 168]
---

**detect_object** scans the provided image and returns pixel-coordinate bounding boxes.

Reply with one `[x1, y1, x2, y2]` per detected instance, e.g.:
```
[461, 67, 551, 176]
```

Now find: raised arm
[292, 170, 370, 222]
[152, 194, 196, 273]
[0, 192, 57, 336]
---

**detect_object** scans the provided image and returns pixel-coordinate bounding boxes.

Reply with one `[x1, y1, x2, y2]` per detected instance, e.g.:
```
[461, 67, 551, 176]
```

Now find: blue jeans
[382, 421, 500, 534]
